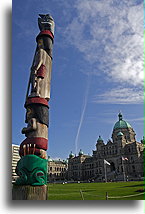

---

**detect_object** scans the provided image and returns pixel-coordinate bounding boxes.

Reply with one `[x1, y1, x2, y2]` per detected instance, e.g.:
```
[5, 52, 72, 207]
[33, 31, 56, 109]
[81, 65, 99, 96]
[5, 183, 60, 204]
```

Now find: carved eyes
[36, 171, 44, 177]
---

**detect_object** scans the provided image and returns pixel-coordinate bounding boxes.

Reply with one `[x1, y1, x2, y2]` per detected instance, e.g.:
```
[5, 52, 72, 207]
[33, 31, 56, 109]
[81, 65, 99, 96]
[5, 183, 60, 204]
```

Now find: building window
[130, 156, 134, 163]
[132, 165, 135, 172]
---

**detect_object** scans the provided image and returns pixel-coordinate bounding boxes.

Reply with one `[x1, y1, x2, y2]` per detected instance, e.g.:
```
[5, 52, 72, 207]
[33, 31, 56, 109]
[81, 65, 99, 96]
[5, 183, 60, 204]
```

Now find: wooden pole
[13, 14, 55, 200]
[80, 189, 84, 200]
[12, 185, 48, 200]
[106, 192, 108, 200]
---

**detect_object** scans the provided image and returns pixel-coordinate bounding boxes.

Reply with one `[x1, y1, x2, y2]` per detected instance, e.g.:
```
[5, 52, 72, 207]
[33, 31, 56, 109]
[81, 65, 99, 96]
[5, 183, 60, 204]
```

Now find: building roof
[113, 113, 132, 130]
[79, 149, 84, 156]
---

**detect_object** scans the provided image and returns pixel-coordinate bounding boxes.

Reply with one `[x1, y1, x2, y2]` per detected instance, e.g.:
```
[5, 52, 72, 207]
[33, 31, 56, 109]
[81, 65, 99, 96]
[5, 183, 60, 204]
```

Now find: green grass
[47, 181, 144, 200]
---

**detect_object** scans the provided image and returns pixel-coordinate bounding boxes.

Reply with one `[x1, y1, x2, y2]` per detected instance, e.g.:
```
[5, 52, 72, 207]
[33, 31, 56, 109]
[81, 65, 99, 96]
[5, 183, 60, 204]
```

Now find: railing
[47, 187, 144, 200]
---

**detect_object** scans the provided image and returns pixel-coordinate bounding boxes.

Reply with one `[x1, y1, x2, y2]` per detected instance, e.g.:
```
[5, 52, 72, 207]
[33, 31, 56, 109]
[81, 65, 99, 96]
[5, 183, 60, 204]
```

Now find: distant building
[68, 150, 94, 181]
[68, 113, 144, 182]
[13, 113, 144, 183]
[12, 144, 69, 183]
[48, 157, 68, 182]
[12, 144, 20, 181]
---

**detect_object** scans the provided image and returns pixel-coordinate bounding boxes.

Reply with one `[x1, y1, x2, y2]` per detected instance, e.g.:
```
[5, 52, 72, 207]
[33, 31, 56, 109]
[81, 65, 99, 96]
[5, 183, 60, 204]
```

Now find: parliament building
[67, 113, 144, 182]
[12, 113, 144, 183]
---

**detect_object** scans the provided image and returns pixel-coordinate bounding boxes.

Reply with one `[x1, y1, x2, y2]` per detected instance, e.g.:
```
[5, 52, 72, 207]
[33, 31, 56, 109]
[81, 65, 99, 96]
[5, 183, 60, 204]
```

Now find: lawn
[47, 181, 144, 200]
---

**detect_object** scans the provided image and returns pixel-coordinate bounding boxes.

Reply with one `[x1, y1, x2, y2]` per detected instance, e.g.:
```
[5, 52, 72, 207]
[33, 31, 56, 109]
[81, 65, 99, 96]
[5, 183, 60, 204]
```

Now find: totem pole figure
[15, 14, 55, 187]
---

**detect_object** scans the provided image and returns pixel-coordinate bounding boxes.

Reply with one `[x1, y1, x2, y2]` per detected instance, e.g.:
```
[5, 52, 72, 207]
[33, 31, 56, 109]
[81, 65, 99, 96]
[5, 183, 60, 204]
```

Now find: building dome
[79, 149, 84, 156]
[113, 113, 132, 130]
[97, 135, 104, 143]
[69, 151, 74, 158]
[48, 156, 53, 162]
[96, 136, 104, 148]
[63, 159, 68, 164]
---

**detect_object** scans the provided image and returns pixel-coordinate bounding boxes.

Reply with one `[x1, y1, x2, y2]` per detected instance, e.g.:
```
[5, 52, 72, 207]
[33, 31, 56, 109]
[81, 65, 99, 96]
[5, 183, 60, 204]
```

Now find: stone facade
[48, 157, 68, 182]
[68, 113, 144, 182]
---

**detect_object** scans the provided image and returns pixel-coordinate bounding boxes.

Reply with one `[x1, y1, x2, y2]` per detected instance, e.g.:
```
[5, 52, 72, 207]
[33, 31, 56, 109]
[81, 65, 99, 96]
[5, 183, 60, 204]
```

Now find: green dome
[97, 135, 103, 144]
[63, 159, 68, 164]
[79, 149, 84, 156]
[113, 113, 132, 130]
[97, 135, 103, 142]
[69, 151, 74, 158]
[96, 136, 104, 146]
[48, 156, 53, 162]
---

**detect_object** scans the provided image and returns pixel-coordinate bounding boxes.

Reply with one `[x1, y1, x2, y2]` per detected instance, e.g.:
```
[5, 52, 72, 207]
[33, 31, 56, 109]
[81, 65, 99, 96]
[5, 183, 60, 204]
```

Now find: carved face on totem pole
[25, 106, 34, 122]
[25, 104, 49, 126]
[20, 104, 49, 159]
[38, 14, 55, 35]
[15, 155, 48, 185]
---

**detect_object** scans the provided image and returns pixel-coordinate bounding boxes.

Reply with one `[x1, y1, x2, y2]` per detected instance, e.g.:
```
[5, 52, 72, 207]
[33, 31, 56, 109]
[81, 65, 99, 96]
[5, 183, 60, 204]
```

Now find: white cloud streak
[127, 117, 144, 122]
[92, 87, 144, 104]
[64, 0, 143, 104]
[74, 74, 91, 154]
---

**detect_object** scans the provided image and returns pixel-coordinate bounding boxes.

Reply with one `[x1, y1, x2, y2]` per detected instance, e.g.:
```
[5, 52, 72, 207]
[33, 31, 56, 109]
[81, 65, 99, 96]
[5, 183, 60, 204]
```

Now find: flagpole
[104, 160, 107, 183]
[122, 157, 126, 182]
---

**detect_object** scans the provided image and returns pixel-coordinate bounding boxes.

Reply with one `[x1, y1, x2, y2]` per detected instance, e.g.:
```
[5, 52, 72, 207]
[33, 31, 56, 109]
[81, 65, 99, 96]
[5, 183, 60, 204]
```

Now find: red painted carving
[20, 137, 48, 150]
[19, 147, 45, 157]
[25, 97, 48, 107]
[36, 30, 54, 42]
[37, 64, 46, 78]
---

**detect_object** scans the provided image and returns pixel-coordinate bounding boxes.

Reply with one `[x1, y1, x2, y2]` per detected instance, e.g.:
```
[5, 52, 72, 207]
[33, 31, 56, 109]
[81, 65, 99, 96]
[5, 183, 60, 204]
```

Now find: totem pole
[12, 14, 54, 200]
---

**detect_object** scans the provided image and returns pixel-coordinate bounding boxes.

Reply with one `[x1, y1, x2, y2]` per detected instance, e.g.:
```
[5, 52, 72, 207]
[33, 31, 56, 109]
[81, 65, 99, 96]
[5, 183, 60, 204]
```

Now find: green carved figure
[15, 155, 48, 186]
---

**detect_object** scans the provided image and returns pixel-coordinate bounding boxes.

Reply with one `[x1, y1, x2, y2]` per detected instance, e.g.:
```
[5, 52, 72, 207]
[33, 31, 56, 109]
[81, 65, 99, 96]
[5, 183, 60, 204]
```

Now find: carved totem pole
[13, 14, 54, 199]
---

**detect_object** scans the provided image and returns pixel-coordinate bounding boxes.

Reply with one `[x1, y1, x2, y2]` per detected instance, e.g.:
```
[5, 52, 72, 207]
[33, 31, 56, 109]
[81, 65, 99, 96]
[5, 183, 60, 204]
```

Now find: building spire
[118, 111, 123, 121]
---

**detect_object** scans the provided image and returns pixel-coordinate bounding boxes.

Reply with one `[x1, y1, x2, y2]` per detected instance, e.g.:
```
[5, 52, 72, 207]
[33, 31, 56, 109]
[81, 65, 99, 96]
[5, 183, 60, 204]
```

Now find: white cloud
[64, 0, 143, 87]
[92, 87, 143, 104]
[127, 117, 144, 122]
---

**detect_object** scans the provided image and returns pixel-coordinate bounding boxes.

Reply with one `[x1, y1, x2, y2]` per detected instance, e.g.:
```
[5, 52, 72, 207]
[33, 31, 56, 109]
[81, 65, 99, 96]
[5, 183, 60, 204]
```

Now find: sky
[12, 0, 144, 161]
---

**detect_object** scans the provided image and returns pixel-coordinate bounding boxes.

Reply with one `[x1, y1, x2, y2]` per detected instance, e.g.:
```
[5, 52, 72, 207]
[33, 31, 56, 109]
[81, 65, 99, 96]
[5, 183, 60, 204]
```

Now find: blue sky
[12, 0, 144, 160]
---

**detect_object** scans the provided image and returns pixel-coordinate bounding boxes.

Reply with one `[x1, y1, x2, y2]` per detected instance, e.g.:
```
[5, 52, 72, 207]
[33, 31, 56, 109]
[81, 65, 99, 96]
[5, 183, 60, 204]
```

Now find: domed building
[112, 112, 136, 144]
[69, 151, 74, 159]
[68, 113, 144, 182]
[78, 149, 84, 156]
